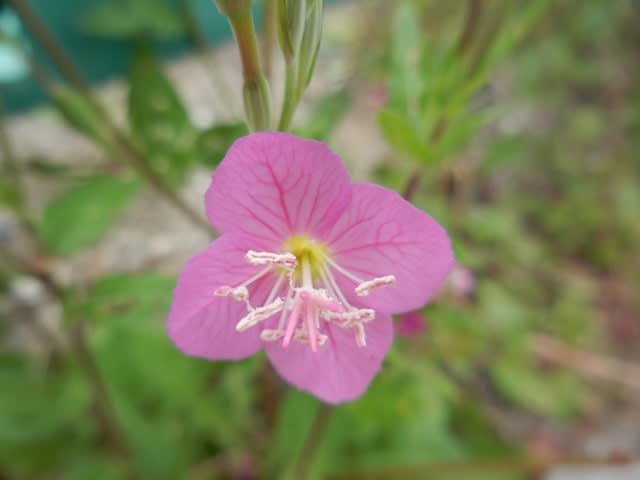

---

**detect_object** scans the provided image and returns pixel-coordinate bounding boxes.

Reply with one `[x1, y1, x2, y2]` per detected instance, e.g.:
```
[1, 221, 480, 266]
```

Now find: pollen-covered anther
[355, 275, 396, 296]
[294, 330, 328, 346]
[214, 285, 249, 301]
[245, 250, 297, 269]
[322, 308, 375, 326]
[236, 298, 284, 331]
[260, 329, 285, 341]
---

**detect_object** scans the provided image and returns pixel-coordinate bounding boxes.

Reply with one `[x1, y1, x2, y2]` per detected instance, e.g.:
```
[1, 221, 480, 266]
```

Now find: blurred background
[0, 0, 639, 479]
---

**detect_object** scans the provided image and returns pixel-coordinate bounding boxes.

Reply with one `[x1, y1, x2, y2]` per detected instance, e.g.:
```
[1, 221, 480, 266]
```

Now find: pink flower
[167, 132, 454, 404]
[396, 311, 427, 337]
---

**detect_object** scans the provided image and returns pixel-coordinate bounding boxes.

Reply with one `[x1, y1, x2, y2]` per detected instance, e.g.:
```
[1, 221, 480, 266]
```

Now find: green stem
[456, 0, 484, 56]
[228, 11, 264, 84]
[0, 98, 41, 242]
[6, 0, 91, 94]
[277, 61, 298, 131]
[261, 0, 278, 84]
[286, 403, 332, 480]
[226, 10, 273, 130]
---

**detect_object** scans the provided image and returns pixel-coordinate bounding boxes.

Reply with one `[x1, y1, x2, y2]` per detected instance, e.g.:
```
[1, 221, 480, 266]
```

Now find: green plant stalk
[284, 403, 332, 480]
[262, 0, 278, 83]
[277, 61, 298, 131]
[224, 6, 273, 130]
[8, 0, 212, 235]
[456, 0, 484, 56]
[0, 98, 41, 242]
[6, 0, 91, 94]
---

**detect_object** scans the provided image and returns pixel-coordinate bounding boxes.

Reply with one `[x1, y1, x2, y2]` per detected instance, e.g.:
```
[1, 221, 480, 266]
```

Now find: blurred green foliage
[1, 0, 638, 479]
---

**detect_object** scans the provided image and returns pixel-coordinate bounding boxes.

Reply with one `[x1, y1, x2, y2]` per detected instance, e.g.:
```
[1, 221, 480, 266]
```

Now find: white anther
[355, 323, 366, 347]
[322, 308, 375, 325]
[355, 275, 396, 296]
[214, 285, 249, 301]
[246, 250, 297, 269]
[260, 329, 285, 341]
[236, 298, 284, 331]
[294, 330, 328, 346]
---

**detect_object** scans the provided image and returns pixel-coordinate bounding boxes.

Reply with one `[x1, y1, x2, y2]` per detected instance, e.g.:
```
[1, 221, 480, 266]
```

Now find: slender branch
[329, 454, 632, 480]
[0, 98, 43, 245]
[456, 0, 483, 56]
[71, 321, 132, 458]
[286, 403, 332, 480]
[6, 0, 91, 94]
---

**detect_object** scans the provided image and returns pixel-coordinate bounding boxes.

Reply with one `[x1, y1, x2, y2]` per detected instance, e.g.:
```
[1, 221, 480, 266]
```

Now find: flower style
[168, 132, 454, 404]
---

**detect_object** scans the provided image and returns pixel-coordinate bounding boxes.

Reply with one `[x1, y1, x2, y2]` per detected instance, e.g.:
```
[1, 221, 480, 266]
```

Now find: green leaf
[51, 86, 115, 152]
[196, 122, 248, 167]
[80, 0, 185, 40]
[39, 176, 140, 255]
[377, 108, 429, 162]
[389, 2, 421, 118]
[128, 45, 197, 186]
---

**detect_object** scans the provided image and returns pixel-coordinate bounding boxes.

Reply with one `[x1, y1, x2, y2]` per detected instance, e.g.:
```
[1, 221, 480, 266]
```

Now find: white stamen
[294, 329, 328, 346]
[320, 264, 354, 310]
[355, 275, 396, 296]
[236, 298, 284, 331]
[214, 285, 248, 301]
[246, 250, 297, 269]
[216, 245, 395, 352]
[322, 308, 375, 325]
[323, 255, 365, 284]
[355, 323, 366, 347]
[260, 329, 284, 341]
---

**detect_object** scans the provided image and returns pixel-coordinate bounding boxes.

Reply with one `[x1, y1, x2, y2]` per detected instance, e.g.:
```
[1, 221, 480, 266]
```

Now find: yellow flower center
[283, 235, 330, 280]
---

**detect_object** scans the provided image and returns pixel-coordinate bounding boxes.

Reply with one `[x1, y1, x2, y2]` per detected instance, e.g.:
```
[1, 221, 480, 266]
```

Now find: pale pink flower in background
[447, 264, 475, 298]
[395, 311, 427, 337]
[167, 132, 454, 404]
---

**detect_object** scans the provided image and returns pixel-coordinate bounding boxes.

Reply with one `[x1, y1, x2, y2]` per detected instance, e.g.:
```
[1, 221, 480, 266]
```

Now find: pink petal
[264, 314, 393, 404]
[167, 234, 275, 360]
[205, 132, 352, 246]
[325, 183, 455, 314]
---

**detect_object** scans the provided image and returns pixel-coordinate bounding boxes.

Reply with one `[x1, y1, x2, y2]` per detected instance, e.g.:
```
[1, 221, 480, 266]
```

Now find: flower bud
[243, 75, 272, 131]
[295, 0, 323, 97]
[277, 0, 306, 64]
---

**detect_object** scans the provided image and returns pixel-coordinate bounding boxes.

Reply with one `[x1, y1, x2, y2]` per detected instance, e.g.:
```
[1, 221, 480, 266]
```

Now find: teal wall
[1, 0, 236, 112]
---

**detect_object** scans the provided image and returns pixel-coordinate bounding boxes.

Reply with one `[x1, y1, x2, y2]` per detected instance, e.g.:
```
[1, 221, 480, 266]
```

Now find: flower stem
[222, 3, 273, 131]
[285, 403, 332, 480]
[261, 0, 278, 84]
[277, 61, 298, 131]
[6, 0, 91, 93]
